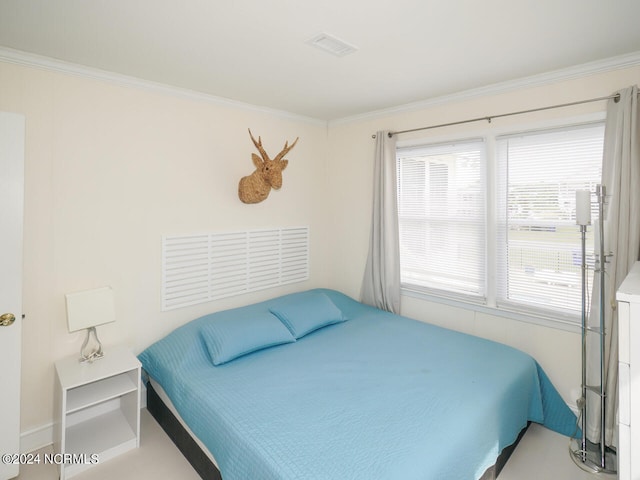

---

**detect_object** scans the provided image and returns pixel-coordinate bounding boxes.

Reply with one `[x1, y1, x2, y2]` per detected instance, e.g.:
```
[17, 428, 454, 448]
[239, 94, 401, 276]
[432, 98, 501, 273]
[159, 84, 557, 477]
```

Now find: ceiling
[1, 0, 640, 121]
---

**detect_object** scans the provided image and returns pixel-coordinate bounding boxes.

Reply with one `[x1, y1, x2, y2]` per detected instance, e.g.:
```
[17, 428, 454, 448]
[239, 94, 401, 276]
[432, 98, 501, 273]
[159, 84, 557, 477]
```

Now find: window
[496, 124, 604, 318]
[397, 122, 604, 324]
[397, 140, 485, 299]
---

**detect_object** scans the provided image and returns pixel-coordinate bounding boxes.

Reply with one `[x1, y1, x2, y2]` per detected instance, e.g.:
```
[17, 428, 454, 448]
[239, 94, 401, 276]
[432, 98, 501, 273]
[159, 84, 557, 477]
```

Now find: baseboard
[20, 423, 53, 454]
[20, 384, 147, 454]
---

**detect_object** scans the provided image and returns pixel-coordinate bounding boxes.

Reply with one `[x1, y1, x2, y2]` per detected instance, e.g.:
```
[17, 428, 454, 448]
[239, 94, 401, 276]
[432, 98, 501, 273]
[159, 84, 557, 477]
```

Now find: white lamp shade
[575, 189, 592, 226]
[65, 286, 116, 332]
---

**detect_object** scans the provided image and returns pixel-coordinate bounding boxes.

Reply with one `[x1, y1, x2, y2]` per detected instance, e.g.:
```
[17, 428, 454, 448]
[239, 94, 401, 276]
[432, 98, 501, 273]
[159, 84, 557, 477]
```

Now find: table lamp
[65, 286, 115, 363]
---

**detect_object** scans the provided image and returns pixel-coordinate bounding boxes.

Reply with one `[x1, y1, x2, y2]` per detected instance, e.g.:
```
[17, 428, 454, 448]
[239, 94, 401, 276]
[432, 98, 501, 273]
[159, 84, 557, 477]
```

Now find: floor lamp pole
[570, 186, 616, 475]
[579, 221, 587, 463]
[595, 184, 607, 470]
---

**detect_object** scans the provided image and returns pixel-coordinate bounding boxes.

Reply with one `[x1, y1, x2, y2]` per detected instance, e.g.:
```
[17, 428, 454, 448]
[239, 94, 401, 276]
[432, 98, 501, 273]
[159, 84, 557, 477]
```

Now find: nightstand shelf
[54, 346, 141, 479]
[66, 371, 137, 413]
[66, 409, 137, 460]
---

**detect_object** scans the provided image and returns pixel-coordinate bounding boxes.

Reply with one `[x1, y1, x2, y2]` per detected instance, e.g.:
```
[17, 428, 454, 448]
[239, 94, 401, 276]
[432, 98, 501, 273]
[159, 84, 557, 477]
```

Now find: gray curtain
[361, 131, 401, 313]
[586, 85, 640, 447]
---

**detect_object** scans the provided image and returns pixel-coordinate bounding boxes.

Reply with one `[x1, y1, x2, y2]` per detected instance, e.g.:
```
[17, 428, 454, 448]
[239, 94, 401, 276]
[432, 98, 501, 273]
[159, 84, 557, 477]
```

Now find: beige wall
[326, 65, 640, 407]
[0, 61, 329, 433]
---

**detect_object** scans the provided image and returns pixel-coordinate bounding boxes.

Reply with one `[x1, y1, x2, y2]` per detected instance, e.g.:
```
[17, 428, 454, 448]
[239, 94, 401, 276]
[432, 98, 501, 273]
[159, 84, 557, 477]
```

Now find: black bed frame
[146, 381, 529, 480]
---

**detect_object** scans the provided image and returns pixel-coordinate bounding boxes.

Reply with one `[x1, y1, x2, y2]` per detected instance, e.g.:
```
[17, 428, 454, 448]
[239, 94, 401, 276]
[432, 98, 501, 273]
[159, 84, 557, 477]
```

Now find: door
[0, 112, 25, 480]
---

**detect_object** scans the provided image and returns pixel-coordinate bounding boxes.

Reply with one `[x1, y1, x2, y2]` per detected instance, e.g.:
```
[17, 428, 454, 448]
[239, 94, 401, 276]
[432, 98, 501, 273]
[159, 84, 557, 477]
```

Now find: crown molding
[0, 46, 327, 127]
[3, 45, 639, 128]
[329, 50, 640, 126]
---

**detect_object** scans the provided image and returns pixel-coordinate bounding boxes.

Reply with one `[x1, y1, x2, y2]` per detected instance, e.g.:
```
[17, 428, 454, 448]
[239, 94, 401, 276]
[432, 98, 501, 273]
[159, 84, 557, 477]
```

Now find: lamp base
[79, 326, 105, 363]
[569, 437, 617, 475]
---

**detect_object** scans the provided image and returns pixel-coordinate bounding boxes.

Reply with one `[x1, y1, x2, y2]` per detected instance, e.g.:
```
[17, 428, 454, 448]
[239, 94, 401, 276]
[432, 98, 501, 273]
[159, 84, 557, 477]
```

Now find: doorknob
[0, 313, 16, 327]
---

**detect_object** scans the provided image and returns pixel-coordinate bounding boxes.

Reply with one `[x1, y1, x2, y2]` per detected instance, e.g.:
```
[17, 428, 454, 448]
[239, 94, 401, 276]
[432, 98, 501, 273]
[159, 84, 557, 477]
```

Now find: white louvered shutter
[162, 227, 309, 310]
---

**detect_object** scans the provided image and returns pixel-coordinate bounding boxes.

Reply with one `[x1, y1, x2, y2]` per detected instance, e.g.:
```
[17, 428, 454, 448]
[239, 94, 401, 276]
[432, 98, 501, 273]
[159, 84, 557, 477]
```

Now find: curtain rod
[372, 93, 621, 139]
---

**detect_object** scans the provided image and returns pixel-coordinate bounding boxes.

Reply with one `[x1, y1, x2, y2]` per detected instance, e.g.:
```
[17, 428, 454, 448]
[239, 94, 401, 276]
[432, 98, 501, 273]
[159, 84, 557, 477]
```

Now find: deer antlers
[248, 129, 298, 163]
[238, 129, 299, 204]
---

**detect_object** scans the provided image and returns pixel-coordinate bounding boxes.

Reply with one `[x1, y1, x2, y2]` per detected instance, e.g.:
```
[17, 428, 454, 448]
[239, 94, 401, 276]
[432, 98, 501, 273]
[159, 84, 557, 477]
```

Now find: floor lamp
[570, 185, 616, 475]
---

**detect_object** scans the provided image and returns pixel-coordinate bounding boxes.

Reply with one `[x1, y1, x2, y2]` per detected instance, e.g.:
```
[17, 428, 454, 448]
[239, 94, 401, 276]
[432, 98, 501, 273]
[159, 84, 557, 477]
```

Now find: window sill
[400, 287, 581, 334]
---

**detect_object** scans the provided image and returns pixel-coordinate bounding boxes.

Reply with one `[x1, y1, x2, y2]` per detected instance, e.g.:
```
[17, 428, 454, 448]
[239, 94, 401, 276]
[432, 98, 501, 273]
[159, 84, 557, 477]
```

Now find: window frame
[396, 113, 606, 331]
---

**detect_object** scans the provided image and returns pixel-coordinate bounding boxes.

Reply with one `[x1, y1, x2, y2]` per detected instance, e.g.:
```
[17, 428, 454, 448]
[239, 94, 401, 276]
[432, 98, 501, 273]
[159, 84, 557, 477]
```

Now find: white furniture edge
[54, 346, 141, 479]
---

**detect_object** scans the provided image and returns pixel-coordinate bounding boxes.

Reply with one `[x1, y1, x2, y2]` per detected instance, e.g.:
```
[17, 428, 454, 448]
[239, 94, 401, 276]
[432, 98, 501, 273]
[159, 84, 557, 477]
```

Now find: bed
[138, 288, 578, 480]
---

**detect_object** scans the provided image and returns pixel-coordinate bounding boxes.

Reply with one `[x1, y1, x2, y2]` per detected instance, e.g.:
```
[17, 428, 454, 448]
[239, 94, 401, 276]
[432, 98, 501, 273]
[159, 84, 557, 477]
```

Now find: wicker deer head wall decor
[238, 129, 299, 204]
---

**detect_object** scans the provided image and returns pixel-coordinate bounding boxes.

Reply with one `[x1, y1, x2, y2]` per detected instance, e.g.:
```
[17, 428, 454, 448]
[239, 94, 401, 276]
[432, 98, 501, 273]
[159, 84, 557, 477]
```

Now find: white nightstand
[54, 346, 141, 479]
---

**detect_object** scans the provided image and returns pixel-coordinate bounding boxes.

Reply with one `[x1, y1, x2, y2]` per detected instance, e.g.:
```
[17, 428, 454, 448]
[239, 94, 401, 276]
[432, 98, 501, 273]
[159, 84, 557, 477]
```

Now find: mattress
[139, 288, 577, 480]
[150, 378, 219, 468]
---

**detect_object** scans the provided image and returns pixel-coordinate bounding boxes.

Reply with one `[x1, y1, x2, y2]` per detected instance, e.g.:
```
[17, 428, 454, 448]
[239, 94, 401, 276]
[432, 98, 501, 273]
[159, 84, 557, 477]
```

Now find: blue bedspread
[139, 289, 577, 480]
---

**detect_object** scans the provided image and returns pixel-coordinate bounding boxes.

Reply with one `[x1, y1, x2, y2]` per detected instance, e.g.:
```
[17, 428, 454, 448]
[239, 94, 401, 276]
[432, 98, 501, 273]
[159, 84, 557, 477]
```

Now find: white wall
[326, 65, 640, 407]
[0, 60, 329, 434]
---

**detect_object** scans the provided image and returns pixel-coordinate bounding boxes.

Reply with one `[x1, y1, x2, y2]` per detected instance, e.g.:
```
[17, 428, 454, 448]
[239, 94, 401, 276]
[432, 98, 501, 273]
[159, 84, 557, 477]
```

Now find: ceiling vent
[306, 33, 358, 57]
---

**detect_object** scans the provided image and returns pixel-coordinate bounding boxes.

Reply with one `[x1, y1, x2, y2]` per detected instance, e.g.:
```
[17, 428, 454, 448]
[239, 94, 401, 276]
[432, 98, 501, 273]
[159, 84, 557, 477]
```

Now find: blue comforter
[139, 289, 577, 480]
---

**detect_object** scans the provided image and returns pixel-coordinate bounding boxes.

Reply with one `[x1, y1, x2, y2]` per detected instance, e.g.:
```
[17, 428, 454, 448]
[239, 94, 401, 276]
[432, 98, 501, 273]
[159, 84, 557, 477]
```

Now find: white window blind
[397, 139, 485, 299]
[162, 227, 309, 310]
[496, 123, 604, 318]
